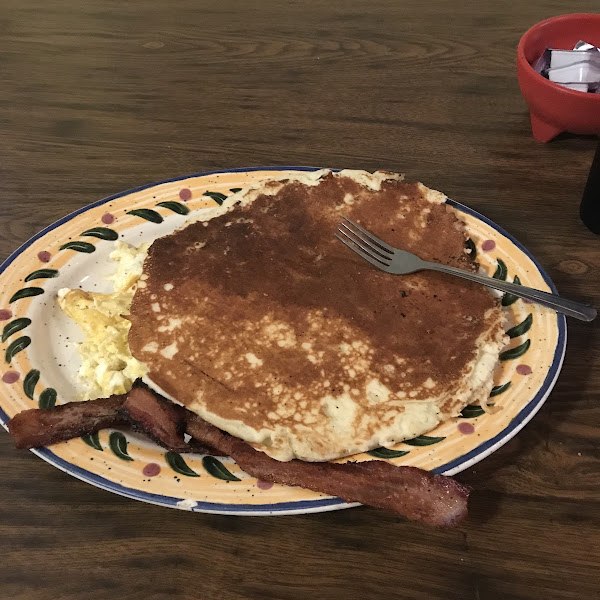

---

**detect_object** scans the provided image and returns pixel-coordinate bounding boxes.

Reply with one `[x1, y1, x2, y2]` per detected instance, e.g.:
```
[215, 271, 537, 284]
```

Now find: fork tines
[335, 217, 392, 268]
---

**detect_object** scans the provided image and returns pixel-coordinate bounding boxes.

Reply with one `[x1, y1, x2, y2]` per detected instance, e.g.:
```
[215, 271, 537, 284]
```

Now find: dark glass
[580, 141, 600, 234]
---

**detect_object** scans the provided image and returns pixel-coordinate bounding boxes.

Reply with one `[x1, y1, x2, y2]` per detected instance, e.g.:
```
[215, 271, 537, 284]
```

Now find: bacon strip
[122, 386, 188, 452]
[8, 386, 469, 527]
[185, 411, 470, 528]
[7, 395, 127, 449]
[121, 386, 223, 456]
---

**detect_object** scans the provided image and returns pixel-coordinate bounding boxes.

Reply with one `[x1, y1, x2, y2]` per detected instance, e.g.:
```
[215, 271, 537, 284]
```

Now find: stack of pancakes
[128, 170, 505, 462]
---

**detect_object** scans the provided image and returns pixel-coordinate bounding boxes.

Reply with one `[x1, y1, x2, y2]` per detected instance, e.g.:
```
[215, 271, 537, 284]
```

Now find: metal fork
[335, 217, 597, 322]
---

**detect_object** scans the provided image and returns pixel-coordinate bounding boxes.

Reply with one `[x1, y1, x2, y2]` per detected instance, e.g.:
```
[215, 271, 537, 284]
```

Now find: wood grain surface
[1, 1, 599, 599]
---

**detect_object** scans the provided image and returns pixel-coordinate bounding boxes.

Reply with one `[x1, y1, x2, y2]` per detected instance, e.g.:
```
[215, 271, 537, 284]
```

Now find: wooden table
[2, 2, 599, 599]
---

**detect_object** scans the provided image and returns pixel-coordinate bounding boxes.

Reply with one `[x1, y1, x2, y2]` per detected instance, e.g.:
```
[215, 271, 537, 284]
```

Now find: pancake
[128, 170, 506, 462]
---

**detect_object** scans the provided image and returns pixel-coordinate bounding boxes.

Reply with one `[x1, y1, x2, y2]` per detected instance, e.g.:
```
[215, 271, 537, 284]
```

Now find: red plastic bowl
[517, 13, 600, 142]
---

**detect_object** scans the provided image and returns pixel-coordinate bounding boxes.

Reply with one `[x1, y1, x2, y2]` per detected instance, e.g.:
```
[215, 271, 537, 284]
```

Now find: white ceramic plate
[0, 168, 566, 515]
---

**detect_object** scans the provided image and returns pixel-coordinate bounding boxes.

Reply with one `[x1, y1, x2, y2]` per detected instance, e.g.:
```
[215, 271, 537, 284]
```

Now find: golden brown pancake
[128, 170, 505, 461]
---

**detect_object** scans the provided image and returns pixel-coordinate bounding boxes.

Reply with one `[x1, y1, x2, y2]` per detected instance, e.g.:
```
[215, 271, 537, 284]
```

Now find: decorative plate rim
[0, 166, 567, 515]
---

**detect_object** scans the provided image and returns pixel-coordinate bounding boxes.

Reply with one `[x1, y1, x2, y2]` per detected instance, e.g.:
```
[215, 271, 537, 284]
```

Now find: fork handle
[425, 262, 597, 322]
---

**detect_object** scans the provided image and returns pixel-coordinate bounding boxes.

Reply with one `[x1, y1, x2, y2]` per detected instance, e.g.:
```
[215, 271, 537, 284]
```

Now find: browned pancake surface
[128, 172, 502, 461]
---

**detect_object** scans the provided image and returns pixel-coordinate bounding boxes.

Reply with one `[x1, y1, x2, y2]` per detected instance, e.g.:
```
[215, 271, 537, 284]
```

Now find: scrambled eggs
[58, 242, 150, 400]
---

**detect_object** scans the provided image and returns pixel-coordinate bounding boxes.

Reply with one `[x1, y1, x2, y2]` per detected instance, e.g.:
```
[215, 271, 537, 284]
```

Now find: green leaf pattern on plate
[127, 209, 163, 223]
[506, 313, 533, 339]
[166, 452, 200, 477]
[156, 201, 190, 215]
[81, 432, 103, 451]
[202, 456, 241, 481]
[9, 287, 44, 304]
[500, 339, 531, 361]
[24, 269, 59, 282]
[490, 381, 512, 397]
[5, 336, 31, 363]
[502, 274, 522, 307]
[460, 405, 486, 418]
[465, 238, 477, 260]
[59, 241, 96, 253]
[109, 431, 133, 461]
[404, 435, 446, 446]
[367, 447, 410, 459]
[23, 369, 40, 400]
[81, 227, 119, 240]
[38, 388, 57, 409]
[2, 318, 32, 342]
[492, 258, 507, 281]
[203, 191, 227, 205]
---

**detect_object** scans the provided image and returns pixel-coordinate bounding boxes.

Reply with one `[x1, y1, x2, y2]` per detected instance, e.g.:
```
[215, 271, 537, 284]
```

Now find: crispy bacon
[121, 386, 188, 452]
[185, 412, 470, 528]
[8, 386, 470, 527]
[121, 386, 223, 456]
[7, 395, 127, 449]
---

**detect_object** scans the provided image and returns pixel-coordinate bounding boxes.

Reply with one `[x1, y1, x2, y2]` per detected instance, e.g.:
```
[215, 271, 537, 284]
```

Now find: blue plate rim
[0, 166, 567, 515]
